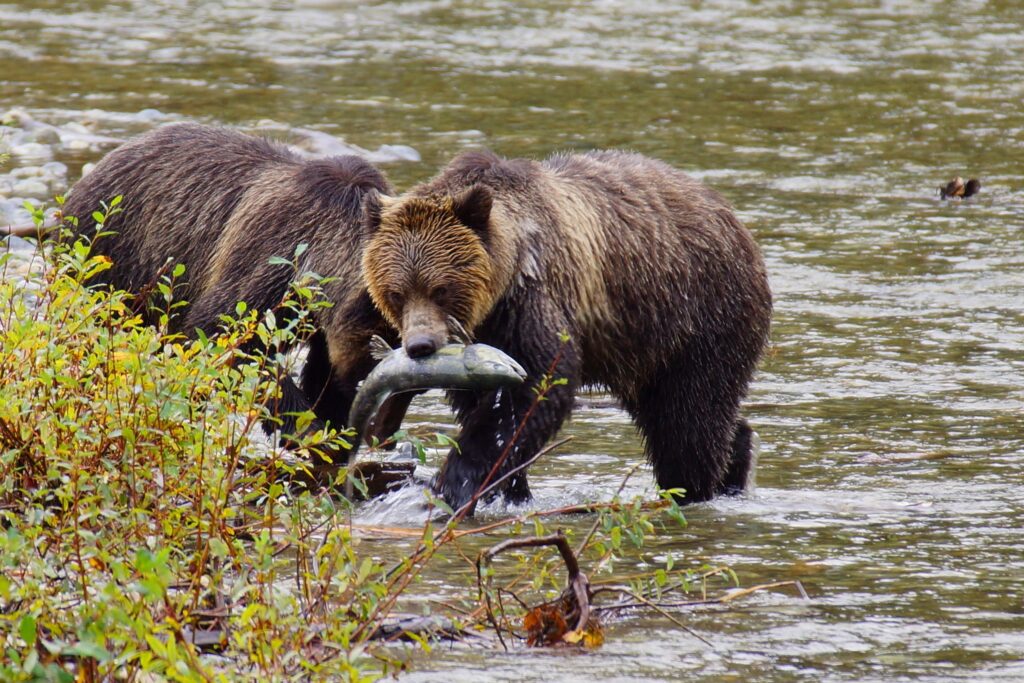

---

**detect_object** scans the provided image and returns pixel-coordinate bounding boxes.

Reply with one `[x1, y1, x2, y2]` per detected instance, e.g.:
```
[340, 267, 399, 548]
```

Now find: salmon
[347, 335, 527, 457]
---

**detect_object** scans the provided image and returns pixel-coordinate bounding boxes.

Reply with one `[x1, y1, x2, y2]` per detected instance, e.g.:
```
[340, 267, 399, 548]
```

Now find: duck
[939, 176, 981, 200]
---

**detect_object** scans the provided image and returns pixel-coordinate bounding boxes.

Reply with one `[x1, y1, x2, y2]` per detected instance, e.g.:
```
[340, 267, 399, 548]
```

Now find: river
[2, 1, 1023, 680]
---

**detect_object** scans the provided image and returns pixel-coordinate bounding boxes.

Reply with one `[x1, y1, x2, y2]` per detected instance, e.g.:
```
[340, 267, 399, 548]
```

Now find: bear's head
[362, 185, 495, 358]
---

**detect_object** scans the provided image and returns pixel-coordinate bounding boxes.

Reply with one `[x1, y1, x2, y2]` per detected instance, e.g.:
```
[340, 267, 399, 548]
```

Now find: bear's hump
[430, 149, 537, 195]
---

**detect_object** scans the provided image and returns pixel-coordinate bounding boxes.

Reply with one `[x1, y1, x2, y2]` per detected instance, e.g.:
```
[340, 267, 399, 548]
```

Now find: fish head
[463, 344, 528, 385]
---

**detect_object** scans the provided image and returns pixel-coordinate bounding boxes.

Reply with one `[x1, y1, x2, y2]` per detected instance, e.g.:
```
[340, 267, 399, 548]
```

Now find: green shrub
[0, 204, 385, 681]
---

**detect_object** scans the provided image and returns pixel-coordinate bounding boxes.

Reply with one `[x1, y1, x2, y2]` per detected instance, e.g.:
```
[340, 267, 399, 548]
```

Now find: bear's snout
[400, 298, 449, 359]
[405, 334, 439, 358]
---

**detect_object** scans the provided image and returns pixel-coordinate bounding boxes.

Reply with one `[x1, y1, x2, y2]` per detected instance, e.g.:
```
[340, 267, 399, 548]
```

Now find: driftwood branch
[476, 531, 592, 648]
[591, 586, 713, 647]
[592, 579, 809, 613]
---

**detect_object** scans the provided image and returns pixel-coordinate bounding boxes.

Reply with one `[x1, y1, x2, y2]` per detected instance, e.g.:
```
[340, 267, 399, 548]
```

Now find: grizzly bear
[62, 122, 399, 449]
[361, 149, 772, 510]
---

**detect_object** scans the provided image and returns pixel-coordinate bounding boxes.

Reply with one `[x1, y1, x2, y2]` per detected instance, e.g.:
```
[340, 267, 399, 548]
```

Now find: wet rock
[373, 144, 421, 163]
[136, 108, 165, 121]
[1, 234, 43, 289]
[64, 121, 98, 135]
[0, 199, 34, 225]
[27, 127, 61, 145]
[3, 235, 36, 253]
[58, 121, 121, 148]
[1, 107, 32, 127]
[255, 123, 422, 165]
[11, 143, 53, 163]
[41, 161, 67, 178]
[11, 167, 44, 178]
[12, 179, 49, 197]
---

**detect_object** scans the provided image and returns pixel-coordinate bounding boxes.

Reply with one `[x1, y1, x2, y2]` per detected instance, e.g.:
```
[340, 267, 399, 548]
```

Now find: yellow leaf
[582, 627, 605, 648]
[562, 622, 604, 648]
[562, 629, 584, 644]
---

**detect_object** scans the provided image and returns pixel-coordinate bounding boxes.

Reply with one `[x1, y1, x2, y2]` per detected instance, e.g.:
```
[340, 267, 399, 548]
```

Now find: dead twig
[3, 217, 58, 239]
[596, 586, 713, 647]
[718, 580, 809, 603]
[592, 579, 809, 614]
[467, 435, 574, 506]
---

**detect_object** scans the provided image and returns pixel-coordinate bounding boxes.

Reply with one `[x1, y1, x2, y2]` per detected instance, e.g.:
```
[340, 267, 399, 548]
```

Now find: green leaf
[349, 471, 369, 498]
[356, 557, 374, 583]
[294, 242, 308, 258]
[294, 410, 315, 433]
[19, 614, 36, 647]
[23, 650, 38, 674]
[208, 537, 229, 559]
[267, 256, 291, 266]
[432, 496, 454, 516]
[172, 263, 186, 278]
[66, 639, 111, 661]
[91, 210, 105, 224]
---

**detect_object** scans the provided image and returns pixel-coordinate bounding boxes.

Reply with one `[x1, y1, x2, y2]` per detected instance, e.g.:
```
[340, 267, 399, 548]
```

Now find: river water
[2, 1, 1023, 681]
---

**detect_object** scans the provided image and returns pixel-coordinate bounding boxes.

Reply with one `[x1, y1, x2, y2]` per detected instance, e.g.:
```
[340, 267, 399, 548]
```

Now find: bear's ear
[361, 190, 394, 236]
[451, 184, 492, 236]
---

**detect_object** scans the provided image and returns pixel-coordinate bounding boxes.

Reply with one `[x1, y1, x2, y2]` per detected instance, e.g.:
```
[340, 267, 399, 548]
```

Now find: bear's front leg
[300, 330, 373, 432]
[434, 341, 580, 514]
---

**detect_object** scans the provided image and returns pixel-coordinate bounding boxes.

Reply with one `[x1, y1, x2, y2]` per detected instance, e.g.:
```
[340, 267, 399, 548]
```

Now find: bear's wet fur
[362, 149, 772, 510]
[62, 122, 396, 452]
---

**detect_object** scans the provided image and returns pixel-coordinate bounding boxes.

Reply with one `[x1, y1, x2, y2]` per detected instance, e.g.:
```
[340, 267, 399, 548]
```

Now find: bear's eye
[386, 291, 404, 310]
[432, 285, 449, 302]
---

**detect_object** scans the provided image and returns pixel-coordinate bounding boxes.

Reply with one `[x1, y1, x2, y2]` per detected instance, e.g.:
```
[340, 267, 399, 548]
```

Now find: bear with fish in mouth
[361, 149, 773, 511]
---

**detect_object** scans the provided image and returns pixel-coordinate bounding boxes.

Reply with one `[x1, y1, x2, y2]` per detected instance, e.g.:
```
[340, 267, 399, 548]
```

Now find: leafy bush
[0, 203, 385, 681]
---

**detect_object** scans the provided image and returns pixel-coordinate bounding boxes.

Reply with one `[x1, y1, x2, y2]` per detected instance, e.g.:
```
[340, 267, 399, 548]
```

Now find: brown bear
[62, 122, 399, 447]
[361, 149, 772, 511]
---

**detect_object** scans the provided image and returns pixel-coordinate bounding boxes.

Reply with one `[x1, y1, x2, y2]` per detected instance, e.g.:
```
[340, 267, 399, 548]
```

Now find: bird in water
[939, 176, 981, 200]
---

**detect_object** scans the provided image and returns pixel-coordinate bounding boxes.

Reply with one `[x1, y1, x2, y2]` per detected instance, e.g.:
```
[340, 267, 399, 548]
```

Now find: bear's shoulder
[430, 149, 537, 194]
[293, 156, 392, 204]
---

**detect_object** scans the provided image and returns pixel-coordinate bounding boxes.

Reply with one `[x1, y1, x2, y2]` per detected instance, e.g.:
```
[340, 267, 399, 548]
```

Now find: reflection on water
[2, 0, 1024, 680]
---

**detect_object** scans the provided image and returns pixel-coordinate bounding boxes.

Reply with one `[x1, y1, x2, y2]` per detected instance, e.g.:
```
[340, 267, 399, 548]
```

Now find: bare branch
[3, 217, 58, 239]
